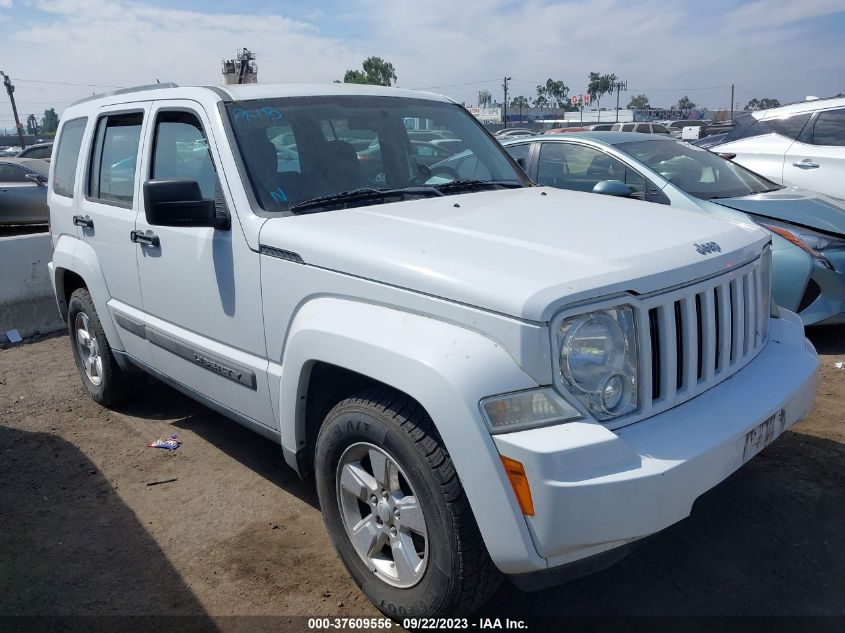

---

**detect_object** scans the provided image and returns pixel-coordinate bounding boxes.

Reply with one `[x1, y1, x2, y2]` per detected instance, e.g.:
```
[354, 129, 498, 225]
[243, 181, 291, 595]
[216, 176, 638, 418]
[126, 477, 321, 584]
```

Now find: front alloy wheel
[67, 287, 133, 406]
[337, 442, 428, 588]
[315, 389, 502, 618]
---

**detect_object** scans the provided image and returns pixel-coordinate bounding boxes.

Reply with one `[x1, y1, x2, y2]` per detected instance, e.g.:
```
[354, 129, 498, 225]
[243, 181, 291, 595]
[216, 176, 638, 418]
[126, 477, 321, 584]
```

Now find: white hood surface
[260, 187, 768, 322]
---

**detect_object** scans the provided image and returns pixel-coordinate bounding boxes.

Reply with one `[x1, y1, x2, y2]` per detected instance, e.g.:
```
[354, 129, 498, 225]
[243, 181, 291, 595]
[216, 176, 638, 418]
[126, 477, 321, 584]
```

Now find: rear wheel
[315, 389, 501, 618]
[68, 288, 133, 406]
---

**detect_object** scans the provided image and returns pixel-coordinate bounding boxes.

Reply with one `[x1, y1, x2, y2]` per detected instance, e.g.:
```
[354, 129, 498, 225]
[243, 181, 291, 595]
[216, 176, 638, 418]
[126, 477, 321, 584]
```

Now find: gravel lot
[1, 327, 843, 628]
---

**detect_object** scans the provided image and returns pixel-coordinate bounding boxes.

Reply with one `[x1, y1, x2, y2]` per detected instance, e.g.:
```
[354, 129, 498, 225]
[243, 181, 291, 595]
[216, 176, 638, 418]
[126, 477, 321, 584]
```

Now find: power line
[12, 78, 126, 88]
[415, 79, 501, 89]
[626, 85, 729, 92]
[4, 100, 75, 106]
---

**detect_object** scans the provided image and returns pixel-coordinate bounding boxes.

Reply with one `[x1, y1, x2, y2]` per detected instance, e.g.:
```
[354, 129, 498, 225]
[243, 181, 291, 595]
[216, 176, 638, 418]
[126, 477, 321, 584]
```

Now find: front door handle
[72, 215, 94, 228]
[793, 159, 820, 169]
[130, 230, 160, 247]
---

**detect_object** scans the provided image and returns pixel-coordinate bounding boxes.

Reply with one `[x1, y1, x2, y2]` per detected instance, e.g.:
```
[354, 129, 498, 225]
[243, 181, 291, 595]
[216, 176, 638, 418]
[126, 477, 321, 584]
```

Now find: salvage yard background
[1, 328, 843, 622]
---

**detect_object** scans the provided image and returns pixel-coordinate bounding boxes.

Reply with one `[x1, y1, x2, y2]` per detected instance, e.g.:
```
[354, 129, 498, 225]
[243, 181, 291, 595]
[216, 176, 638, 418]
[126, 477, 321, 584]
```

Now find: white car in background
[609, 122, 672, 135]
[711, 97, 845, 200]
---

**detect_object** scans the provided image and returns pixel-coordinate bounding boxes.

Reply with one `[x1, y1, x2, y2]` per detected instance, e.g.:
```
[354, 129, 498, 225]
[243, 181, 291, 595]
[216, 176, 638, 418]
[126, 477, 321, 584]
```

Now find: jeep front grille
[635, 255, 769, 421]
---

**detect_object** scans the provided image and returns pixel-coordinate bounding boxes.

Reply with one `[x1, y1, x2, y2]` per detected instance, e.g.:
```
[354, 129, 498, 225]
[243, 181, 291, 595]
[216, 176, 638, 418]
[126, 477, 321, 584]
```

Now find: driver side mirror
[592, 179, 632, 197]
[143, 180, 229, 229]
[25, 173, 47, 187]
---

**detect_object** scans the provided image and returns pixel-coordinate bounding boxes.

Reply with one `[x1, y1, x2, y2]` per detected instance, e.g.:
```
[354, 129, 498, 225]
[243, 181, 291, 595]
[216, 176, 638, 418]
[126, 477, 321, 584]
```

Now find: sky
[1, 0, 844, 130]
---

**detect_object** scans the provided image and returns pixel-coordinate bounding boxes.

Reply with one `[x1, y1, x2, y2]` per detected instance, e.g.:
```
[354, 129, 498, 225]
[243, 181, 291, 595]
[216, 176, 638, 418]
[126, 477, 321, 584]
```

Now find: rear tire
[67, 288, 133, 406]
[315, 388, 501, 618]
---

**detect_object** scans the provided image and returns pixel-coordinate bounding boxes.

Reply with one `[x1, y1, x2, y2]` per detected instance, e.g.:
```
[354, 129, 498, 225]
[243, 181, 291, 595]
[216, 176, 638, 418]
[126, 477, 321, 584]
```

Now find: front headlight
[557, 306, 638, 421]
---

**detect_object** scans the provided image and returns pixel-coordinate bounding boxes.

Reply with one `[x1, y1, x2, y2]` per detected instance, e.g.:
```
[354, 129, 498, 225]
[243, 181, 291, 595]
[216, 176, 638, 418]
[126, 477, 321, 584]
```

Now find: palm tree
[511, 96, 529, 122]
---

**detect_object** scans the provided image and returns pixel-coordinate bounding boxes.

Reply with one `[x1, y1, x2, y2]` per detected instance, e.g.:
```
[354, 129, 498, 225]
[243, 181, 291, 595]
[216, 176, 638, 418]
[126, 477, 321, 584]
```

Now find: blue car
[495, 132, 845, 326]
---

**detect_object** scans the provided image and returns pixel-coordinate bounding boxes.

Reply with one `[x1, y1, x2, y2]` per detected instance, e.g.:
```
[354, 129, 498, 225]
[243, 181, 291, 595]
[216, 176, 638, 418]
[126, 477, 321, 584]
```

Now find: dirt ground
[1, 327, 843, 629]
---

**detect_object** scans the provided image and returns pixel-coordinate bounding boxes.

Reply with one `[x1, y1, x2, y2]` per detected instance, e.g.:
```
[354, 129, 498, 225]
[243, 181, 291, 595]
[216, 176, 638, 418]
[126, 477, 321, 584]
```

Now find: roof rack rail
[71, 82, 180, 107]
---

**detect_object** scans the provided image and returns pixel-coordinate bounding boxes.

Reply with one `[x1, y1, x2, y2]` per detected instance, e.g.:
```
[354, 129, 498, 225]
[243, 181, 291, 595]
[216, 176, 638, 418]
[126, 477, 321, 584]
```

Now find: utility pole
[502, 76, 511, 128]
[1, 71, 25, 149]
[613, 79, 628, 123]
[730, 83, 735, 122]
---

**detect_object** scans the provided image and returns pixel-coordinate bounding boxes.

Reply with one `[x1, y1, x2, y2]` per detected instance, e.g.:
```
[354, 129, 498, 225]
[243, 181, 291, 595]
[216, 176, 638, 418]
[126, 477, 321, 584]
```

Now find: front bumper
[801, 252, 845, 326]
[493, 309, 817, 576]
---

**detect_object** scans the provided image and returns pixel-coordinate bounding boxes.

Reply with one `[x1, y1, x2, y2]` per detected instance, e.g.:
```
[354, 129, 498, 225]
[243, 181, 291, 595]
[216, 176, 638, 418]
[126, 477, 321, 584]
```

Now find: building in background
[222, 48, 258, 84]
[467, 106, 502, 124]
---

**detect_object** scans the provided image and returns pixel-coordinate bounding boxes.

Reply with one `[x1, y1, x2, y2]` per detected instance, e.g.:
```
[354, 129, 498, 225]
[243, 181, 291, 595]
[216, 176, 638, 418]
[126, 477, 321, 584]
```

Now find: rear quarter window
[810, 109, 845, 146]
[728, 112, 810, 143]
[52, 117, 88, 197]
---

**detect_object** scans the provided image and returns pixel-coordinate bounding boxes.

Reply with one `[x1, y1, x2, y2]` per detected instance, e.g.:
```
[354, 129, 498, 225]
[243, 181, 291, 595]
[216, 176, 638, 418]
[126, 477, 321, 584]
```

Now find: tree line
[22, 108, 59, 137]
[334, 56, 787, 118]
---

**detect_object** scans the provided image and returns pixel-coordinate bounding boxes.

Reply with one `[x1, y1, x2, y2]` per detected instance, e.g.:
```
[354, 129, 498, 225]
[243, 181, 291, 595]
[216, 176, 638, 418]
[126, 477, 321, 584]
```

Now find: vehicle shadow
[807, 325, 845, 356]
[484, 429, 844, 618]
[0, 425, 217, 631]
[113, 378, 320, 511]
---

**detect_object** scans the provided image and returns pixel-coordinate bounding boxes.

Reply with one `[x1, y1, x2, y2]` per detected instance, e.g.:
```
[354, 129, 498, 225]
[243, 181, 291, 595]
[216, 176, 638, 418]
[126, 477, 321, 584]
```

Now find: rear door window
[636, 124, 651, 133]
[53, 117, 87, 197]
[88, 112, 143, 206]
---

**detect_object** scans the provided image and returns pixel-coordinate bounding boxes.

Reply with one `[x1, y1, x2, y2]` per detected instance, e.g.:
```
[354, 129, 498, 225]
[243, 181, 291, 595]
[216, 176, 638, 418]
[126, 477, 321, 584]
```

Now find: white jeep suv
[47, 82, 818, 618]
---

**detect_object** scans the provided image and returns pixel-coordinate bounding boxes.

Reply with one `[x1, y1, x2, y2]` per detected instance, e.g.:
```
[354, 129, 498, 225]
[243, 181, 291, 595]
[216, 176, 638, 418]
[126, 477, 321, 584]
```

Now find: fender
[50, 235, 125, 352]
[279, 297, 548, 574]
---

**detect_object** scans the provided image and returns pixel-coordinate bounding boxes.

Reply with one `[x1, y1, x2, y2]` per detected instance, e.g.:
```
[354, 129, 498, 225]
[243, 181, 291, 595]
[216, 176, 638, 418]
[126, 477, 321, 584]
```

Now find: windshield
[617, 139, 780, 200]
[225, 95, 526, 212]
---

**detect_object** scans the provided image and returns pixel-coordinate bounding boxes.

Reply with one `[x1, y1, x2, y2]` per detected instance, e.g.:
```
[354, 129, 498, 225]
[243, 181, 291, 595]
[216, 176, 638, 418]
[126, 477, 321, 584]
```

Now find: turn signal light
[501, 456, 535, 516]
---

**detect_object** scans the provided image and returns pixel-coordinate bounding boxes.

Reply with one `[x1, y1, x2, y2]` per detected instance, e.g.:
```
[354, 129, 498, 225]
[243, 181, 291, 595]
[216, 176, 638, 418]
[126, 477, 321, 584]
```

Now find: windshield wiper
[289, 186, 445, 213]
[433, 179, 524, 193]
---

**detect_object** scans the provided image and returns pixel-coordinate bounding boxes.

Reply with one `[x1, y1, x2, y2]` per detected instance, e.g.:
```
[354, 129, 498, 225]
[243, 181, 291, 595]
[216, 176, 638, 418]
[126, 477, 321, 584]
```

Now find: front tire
[315, 389, 501, 618]
[67, 288, 133, 406]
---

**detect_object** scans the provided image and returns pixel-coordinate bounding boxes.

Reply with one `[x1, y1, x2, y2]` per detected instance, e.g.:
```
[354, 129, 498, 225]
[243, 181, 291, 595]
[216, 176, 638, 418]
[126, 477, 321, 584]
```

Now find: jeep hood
[710, 187, 845, 237]
[259, 187, 768, 322]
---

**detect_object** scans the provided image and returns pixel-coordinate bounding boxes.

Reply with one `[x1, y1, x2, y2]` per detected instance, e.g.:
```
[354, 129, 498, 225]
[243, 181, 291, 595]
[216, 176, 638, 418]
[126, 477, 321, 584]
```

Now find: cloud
[0, 0, 12, 8]
[371, 0, 844, 107]
[21, 0, 360, 88]
[725, 0, 845, 30]
[0, 0, 843, 126]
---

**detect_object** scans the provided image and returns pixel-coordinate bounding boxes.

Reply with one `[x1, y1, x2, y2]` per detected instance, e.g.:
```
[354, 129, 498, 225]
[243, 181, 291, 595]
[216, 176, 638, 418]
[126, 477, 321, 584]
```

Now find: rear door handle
[130, 230, 160, 247]
[72, 215, 94, 228]
[793, 159, 820, 169]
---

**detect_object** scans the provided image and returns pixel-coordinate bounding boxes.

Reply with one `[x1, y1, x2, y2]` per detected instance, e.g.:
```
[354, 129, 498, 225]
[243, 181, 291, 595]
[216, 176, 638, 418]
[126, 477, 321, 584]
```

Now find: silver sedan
[0, 158, 50, 225]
